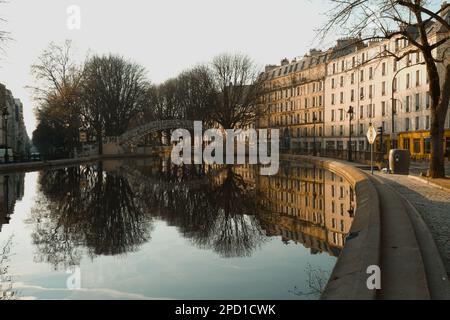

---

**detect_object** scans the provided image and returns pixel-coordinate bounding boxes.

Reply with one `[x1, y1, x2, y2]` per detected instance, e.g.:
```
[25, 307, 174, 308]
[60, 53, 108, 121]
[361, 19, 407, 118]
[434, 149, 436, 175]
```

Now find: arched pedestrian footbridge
[118, 119, 195, 146]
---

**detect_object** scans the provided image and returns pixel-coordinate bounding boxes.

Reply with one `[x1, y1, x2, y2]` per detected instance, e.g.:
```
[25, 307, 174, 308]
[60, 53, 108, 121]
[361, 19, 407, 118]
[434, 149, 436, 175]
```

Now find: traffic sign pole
[371, 143, 374, 175]
[367, 126, 377, 175]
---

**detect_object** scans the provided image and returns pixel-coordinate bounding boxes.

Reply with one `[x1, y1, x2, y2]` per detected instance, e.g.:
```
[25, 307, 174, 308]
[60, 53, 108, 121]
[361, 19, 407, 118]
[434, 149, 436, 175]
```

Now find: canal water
[0, 158, 355, 300]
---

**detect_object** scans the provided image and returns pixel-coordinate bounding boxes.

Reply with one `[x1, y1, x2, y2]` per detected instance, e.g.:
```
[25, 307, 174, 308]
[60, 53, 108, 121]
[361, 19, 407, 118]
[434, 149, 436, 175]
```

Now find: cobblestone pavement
[374, 171, 450, 274]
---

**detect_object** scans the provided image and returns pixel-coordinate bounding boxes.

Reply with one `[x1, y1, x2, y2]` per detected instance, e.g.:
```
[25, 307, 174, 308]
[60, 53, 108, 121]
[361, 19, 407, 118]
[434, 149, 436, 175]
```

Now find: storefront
[398, 130, 450, 160]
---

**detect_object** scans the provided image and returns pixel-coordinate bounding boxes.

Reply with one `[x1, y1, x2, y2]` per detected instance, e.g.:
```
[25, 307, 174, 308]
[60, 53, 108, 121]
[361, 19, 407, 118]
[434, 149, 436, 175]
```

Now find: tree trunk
[430, 121, 445, 178]
[429, 64, 450, 178]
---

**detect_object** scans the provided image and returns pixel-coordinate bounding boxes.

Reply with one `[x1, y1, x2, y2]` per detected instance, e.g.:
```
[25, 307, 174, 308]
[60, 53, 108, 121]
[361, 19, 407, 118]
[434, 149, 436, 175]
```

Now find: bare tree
[176, 65, 217, 124]
[82, 54, 149, 153]
[319, 0, 450, 178]
[30, 40, 85, 156]
[0, 0, 11, 56]
[209, 53, 265, 129]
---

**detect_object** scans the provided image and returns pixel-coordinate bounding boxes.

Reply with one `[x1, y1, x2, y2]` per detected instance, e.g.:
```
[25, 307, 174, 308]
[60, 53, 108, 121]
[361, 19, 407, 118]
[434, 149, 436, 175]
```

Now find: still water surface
[0, 158, 355, 300]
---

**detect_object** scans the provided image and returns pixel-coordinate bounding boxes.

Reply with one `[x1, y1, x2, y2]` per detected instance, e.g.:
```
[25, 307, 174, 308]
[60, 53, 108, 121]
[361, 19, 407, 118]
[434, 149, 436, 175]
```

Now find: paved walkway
[374, 171, 450, 276]
[408, 161, 450, 178]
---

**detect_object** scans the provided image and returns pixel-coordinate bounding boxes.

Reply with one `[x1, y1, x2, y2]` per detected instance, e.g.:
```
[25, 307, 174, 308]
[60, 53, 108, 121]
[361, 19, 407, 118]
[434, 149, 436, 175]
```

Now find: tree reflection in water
[29, 164, 153, 270]
[126, 161, 268, 258]
[29, 160, 269, 268]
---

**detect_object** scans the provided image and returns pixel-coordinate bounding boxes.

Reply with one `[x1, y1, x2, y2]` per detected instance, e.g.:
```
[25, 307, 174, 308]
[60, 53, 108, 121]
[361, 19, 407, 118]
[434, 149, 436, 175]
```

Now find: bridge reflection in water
[0, 157, 356, 300]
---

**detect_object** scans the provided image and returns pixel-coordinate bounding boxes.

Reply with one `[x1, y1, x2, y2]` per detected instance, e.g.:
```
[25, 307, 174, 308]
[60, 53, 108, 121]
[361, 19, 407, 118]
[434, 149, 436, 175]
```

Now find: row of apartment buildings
[0, 83, 31, 161]
[257, 9, 450, 160]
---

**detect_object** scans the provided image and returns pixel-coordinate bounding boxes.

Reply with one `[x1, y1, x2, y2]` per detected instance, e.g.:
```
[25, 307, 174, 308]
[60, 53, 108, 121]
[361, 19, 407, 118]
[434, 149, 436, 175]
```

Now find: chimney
[281, 58, 289, 66]
[309, 49, 322, 56]
[265, 65, 277, 72]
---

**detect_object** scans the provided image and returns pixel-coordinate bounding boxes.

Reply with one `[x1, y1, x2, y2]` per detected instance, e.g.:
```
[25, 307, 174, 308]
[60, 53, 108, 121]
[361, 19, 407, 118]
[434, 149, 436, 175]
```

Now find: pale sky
[0, 0, 330, 137]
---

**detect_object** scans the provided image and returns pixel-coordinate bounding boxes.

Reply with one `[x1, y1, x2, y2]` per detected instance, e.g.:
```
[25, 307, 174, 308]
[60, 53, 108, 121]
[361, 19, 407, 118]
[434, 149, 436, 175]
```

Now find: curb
[407, 175, 450, 194]
[396, 191, 450, 299]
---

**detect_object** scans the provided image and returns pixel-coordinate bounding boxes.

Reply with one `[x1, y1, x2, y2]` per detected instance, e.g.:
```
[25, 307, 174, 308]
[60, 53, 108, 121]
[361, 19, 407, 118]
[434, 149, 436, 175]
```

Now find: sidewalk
[373, 170, 450, 277]
[406, 161, 450, 192]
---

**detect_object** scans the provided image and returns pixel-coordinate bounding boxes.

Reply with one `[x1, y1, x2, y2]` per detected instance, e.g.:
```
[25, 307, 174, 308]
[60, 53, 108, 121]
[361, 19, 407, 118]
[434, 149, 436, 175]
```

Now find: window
[393, 78, 397, 92]
[359, 140, 365, 151]
[332, 78, 335, 89]
[360, 105, 363, 119]
[331, 94, 335, 105]
[416, 70, 420, 86]
[360, 87, 365, 100]
[351, 89, 355, 102]
[426, 92, 430, 108]
[340, 76, 344, 87]
[404, 137, 410, 150]
[351, 73, 355, 84]
[360, 69, 364, 82]
[382, 62, 386, 76]
[369, 67, 373, 80]
[405, 118, 410, 131]
[413, 139, 421, 154]
[426, 116, 430, 129]
[406, 96, 410, 112]
[382, 81, 386, 96]
[369, 85, 373, 99]
[424, 138, 431, 153]
[406, 73, 410, 88]
[415, 93, 420, 111]
[382, 101, 386, 116]
[340, 92, 344, 104]
[415, 116, 420, 130]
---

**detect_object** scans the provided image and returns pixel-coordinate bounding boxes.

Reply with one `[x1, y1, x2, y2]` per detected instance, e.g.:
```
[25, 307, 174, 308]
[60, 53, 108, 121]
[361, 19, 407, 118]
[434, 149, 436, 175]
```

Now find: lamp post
[347, 106, 354, 162]
[391, 62, 426, 149]
[2, 108, 9, 164]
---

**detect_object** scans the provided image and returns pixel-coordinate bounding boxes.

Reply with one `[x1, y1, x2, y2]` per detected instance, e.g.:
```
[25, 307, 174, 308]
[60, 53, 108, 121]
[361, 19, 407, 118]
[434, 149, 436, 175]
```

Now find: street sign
[367, 126, 377, 145]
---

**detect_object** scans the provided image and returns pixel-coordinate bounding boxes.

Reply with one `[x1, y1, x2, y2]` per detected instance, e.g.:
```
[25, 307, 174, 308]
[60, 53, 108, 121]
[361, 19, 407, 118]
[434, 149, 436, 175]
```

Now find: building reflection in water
[255, 162, 355, 257]
[24, 157, 355, 270]
[0, 174, 25, 232]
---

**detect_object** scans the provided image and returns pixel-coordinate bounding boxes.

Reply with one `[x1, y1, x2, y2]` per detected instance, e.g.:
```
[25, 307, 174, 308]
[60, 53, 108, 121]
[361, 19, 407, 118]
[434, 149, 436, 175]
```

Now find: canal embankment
[0, 154, 164, 174]
[281, 154, 450, 300]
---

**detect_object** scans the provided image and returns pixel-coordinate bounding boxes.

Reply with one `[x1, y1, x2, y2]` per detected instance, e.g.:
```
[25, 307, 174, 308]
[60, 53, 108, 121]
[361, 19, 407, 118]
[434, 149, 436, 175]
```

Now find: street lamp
[2, 108, 9, 164]
[391, 62, 426, 149]
[347, 106, 354, 162]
